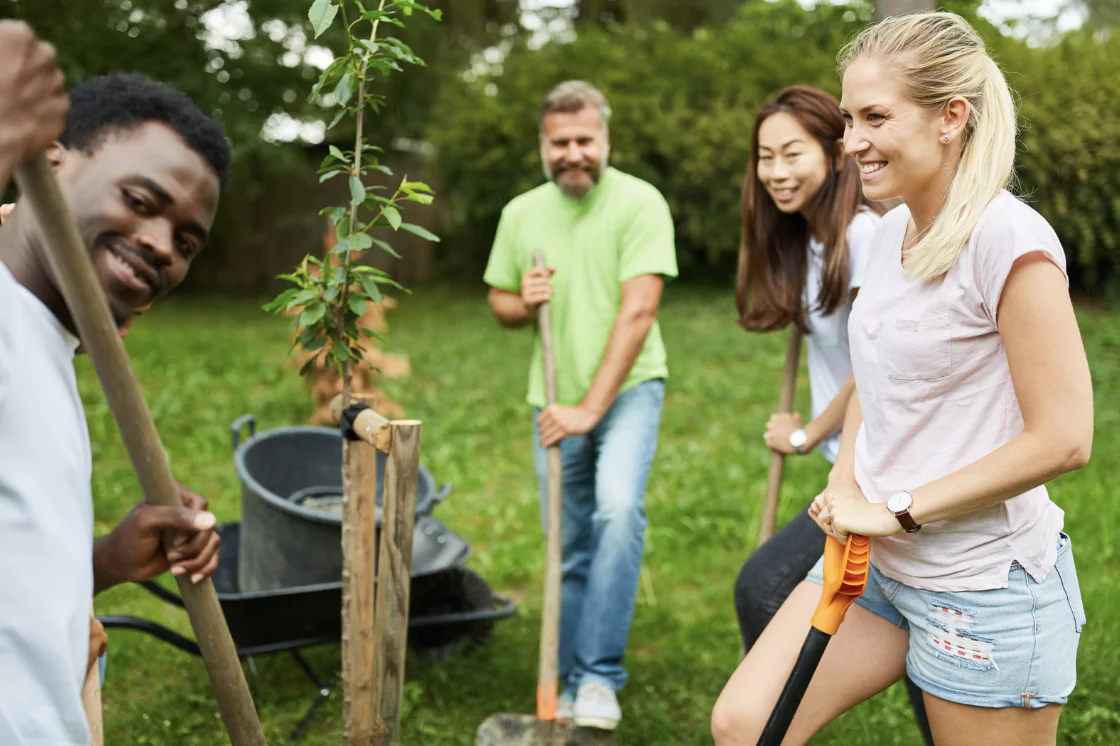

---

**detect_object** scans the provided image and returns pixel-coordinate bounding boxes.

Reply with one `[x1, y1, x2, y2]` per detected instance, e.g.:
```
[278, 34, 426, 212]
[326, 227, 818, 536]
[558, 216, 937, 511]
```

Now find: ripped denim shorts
[806, 532, 1085, 709]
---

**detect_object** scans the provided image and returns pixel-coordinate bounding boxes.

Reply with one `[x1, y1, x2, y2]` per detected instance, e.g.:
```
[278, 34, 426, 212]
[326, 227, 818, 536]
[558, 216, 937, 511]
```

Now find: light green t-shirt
[483, 167, 679, 409]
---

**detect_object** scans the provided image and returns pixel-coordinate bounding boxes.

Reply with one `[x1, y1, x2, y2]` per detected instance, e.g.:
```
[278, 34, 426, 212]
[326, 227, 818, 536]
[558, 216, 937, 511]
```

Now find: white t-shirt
[849, 191, 1067, 591]
[803, 209, 880, 464]
[0, 260, 94, 745]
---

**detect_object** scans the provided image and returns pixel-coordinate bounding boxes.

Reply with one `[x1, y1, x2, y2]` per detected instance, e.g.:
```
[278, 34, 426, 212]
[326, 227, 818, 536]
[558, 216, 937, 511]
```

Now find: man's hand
[93, 484, 221, 593]
[87, 615, 107, 680]
[520, 266, 554, 307]
[763, 411, 804, 455]
[537, 404, 600, 448]
[0, 22, 68, 168]
[808, 481, 898, 543]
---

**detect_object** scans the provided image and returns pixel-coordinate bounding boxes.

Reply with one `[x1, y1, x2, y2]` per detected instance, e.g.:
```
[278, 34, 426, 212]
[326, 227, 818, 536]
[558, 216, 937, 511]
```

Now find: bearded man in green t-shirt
[483, 80, 678, 731]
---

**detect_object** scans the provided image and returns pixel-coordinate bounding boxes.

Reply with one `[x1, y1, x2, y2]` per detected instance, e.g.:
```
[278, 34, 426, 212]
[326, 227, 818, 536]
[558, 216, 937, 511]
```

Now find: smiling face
[755, 111, 834, 219]
[839, 56, 949, 205]
[50, 122, 220, 326]
[539, 104, 609, 200]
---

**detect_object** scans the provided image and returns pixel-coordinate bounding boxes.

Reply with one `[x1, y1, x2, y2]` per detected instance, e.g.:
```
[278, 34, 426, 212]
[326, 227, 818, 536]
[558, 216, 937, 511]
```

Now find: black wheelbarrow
[100, 415, 518, 742]
[101, 520, 517, 742]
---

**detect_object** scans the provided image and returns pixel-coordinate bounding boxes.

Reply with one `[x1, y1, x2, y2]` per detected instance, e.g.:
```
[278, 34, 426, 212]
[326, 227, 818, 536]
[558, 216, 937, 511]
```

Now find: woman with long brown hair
[730, 84, 885, 657]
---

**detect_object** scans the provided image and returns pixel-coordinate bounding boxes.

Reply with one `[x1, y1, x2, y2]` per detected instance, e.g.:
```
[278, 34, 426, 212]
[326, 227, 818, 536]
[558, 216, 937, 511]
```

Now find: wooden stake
[757, 325, 802, 547]
[372, 420, 422, 746]
[342, 439, 379, 746]
[13, 157, 266, 745]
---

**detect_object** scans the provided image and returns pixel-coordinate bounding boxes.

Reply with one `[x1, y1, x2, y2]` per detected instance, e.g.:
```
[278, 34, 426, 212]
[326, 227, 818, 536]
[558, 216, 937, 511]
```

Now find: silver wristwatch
[788, 428, 809, 454]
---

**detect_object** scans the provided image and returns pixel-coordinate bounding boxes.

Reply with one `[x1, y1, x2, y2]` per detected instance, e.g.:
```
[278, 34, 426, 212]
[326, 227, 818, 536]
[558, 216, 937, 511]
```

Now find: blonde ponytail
[839, 12, 1019, 280]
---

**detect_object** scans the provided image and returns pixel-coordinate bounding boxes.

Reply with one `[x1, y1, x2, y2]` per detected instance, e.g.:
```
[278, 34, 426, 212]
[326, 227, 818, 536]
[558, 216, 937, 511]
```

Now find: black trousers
[733, 501, 935, 745]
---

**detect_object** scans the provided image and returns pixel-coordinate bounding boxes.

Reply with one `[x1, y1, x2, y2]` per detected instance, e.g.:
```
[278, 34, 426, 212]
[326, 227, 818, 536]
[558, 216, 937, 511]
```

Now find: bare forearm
[487, 288, 535, 328]
[92, 536, 121, 595]
[829, 387, 862, 484]
[909, 429, 1089, 527]
[581, 308, 656, 416]
[805, 376, 855, 451]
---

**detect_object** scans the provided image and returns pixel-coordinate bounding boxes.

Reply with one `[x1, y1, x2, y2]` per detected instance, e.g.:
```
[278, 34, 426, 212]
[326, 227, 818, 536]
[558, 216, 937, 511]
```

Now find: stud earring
[943, 135, 951, 142]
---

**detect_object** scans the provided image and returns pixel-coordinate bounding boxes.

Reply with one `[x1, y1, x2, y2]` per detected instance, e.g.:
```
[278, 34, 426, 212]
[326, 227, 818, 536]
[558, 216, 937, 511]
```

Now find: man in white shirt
[0, 22, 230, 745]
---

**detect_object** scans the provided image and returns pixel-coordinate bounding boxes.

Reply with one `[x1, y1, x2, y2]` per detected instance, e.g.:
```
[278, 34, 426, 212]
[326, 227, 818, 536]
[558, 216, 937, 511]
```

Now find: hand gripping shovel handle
[533, 249, 563, 721]
[12, 156, 267, 746]
[756, 533, 870, 746]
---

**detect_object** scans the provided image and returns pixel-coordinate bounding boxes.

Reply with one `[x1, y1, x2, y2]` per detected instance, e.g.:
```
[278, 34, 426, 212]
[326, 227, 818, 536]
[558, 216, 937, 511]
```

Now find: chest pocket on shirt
[882, 312, 952, 381]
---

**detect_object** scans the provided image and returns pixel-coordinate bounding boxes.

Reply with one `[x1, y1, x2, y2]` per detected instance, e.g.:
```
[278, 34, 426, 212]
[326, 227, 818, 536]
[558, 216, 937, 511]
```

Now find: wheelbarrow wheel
[408, 566, 498, 660]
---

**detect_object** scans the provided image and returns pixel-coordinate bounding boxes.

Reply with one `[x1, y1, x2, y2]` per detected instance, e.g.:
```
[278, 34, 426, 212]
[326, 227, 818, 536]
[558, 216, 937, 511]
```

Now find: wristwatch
[788, 428, 809, 454]
[886, 490, 922, 533]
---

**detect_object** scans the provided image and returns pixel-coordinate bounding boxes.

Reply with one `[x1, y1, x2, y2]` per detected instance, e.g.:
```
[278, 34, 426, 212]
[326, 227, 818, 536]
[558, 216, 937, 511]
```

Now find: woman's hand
[809, 481, 899, 543]
[764, 412, 804, 455]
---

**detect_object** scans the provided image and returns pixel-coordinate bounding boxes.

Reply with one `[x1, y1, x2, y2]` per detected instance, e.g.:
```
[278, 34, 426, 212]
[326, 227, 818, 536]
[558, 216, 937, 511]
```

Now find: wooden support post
[372, 420, 422, 746]
[342, 438, 379, 746]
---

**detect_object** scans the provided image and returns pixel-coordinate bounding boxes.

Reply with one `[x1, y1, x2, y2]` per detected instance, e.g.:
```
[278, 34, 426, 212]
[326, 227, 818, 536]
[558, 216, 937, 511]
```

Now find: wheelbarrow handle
[811, 533, 870, 635]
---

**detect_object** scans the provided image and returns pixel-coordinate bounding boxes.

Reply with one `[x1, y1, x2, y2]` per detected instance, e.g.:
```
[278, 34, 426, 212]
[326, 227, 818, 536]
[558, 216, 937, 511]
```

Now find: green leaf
[349, 233, 373, 250]
[332, 340, 349, 363]
[331, 237, 349, 255]
[333, 72, 356, 108]
[305, 336, 327, 352]
[329, 145, 350, 164]
[370, 163, 393, 175]
[360, 275, 383, 304]
[289, 288, 320, 306]
[352, 265, 391, 276]
[403, 180, 434, 193]
[326, 108, 348, 132]
[350, 176, 366, 207]
[406, 193, 433, 205]
[372, 238, 401, 258]
[401, 222, 440, 242]
[383, 205, 402, 230]
[360, 40, 380, 55]
[323, 283, 341, 302]
[319, 168, 344, 183]
[299, 303, 326, 326]
[348, 295, 368, 316]
[308, 0, 338, 38]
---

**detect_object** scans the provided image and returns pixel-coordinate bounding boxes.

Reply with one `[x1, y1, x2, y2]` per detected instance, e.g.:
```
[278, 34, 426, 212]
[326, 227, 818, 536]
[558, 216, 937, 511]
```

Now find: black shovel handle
[756, 627, 831, 745]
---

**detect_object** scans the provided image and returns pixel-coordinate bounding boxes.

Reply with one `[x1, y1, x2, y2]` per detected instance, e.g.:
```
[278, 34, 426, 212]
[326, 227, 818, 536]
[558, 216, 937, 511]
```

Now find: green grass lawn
[87, 284, 1120, 745]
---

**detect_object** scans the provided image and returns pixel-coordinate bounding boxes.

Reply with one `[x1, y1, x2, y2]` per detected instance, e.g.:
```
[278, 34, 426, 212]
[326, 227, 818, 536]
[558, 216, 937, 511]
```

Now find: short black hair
[59, 73, 232, 192]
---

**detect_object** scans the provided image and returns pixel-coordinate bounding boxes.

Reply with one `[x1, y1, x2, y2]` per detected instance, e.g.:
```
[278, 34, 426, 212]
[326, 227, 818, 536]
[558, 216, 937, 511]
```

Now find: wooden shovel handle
[757, 325, 802, 547]
[534, 249, 563, 720]
[12, 156, 267, 745]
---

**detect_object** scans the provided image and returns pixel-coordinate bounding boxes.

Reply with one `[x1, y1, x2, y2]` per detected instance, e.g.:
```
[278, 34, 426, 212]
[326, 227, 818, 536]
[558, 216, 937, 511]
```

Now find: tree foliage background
[3, 0, 1117, 297]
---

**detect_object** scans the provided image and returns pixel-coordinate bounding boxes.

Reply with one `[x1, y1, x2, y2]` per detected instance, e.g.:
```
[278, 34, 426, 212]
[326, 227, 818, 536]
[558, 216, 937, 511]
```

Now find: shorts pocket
[1054, 545, 1087, 633]
[883, 312, 952, 381]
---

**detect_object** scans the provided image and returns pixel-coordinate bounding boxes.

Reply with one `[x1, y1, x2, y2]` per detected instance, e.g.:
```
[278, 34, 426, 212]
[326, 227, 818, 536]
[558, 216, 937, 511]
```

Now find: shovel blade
[475, 714, 614, 746]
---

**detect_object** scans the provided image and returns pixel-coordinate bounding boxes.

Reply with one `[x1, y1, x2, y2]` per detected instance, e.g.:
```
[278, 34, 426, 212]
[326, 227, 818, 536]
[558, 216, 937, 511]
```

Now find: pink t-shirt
[849, 190, 1067, 592]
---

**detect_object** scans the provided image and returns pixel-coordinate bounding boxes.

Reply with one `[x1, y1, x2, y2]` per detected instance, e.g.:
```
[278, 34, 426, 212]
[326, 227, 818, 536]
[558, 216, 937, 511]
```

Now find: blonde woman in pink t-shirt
[712, 11, 1093, 746]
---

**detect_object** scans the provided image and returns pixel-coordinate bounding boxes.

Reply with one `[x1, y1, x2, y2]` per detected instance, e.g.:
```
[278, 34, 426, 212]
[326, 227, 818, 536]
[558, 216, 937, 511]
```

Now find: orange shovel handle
[810, 534, 870, 636]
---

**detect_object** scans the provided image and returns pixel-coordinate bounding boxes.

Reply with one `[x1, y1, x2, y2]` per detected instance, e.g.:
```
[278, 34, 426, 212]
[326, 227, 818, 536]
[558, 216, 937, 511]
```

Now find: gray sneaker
[556, 692, 575, 721]
[572, 682, 621, 730]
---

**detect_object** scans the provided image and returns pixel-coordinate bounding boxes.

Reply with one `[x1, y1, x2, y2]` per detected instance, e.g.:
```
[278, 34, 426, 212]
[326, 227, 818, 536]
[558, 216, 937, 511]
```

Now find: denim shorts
[805, 532, 1085, 709]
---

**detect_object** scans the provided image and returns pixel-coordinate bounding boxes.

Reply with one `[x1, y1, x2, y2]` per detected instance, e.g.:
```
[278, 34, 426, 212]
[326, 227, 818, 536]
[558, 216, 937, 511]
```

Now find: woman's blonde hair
[838, 11, 1018, 280]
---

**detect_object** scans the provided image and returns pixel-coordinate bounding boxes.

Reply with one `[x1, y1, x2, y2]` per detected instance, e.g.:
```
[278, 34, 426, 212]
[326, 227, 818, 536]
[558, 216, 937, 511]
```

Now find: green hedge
[426, 1, 1119, 297]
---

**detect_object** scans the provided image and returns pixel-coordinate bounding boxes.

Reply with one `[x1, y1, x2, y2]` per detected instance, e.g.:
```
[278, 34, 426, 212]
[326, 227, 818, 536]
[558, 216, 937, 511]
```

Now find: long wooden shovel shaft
[534, 250, 563, 720]
[13, 156, 267, 746]
[757, 325, 802, 547]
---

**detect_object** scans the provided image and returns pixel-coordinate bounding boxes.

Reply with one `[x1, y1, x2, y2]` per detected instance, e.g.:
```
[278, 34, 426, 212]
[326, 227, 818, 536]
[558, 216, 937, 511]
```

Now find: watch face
[789, 429, 808, 448]
[887, 492, 912, 513]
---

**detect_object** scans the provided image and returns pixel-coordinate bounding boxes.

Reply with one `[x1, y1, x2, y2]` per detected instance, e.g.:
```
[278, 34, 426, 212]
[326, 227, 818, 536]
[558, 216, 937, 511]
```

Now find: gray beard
[541, 155, 608, 200]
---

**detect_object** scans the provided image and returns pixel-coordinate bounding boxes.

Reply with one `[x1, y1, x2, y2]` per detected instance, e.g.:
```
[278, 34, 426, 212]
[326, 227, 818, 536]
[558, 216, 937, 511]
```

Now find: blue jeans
[532, 378, 665, 695]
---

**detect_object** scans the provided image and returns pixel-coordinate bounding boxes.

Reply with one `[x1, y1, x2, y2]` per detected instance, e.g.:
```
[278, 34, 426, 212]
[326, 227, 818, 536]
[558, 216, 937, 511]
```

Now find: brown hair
[735, 85, 885, 332]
